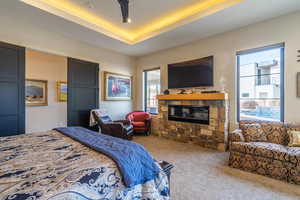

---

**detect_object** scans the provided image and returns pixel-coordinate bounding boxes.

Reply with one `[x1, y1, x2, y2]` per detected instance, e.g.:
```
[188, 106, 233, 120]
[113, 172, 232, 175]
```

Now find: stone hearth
[152, 94, 229, 151]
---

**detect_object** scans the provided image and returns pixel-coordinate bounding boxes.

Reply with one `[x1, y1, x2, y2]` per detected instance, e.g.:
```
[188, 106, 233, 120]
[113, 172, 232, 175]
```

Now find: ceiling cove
[21, 0, 244, 45]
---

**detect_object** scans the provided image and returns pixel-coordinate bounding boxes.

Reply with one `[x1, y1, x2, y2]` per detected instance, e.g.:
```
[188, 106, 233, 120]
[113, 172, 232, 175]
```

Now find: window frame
[143, 67, 161, 115]
[236, 43, 285, 122]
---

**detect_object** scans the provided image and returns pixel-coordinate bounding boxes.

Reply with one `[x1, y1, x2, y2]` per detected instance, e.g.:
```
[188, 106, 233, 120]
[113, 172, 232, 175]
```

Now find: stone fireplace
[153, 93, 229, 151]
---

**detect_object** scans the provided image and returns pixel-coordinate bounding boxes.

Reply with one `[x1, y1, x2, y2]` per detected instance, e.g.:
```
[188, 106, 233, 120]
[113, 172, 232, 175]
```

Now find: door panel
[0, 83, 19, 115]
[68, 58, 99, 128]
[0, 42, 25, 137]
[0, 47, 18, 81]
[0, 116, 19, 136]
[70, 62, 98, 86]
[72, 88, 97, 110]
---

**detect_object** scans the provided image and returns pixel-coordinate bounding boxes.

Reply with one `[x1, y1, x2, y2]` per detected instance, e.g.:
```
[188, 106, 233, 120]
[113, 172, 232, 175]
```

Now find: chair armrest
[101, 122, 133, 140]
[114, 120, 131, 126]
[105, 122, 124, 130]
[230, 129, 245, 143]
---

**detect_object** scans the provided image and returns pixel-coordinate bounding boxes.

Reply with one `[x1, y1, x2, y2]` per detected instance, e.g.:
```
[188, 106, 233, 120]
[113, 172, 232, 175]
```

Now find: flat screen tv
[168, 56, 213, 89]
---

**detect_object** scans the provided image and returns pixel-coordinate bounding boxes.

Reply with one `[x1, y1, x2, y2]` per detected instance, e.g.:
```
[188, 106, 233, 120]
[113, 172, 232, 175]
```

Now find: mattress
[0, 130, 169, 200]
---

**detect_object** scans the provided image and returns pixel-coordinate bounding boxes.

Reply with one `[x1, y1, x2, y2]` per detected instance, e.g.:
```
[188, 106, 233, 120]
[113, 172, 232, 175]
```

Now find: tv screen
[168, 56, 213, 89]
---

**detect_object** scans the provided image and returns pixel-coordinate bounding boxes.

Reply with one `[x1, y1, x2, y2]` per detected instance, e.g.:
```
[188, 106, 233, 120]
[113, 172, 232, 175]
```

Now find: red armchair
[126, 111, 152, 135]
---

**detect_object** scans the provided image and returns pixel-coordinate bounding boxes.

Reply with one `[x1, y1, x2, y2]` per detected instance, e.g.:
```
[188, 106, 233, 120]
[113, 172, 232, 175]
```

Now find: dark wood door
[67, 58, 99, 128]
[0, 42, 25, 137]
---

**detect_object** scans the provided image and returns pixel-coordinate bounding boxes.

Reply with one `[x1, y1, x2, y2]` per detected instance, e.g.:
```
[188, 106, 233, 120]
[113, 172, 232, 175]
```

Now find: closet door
[0, 42, 25, 136]
[67, 58, 99, 127]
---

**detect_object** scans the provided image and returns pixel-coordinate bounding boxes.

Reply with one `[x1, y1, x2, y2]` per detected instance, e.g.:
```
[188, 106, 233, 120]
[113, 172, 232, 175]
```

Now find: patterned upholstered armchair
[229, 120, 300, 184]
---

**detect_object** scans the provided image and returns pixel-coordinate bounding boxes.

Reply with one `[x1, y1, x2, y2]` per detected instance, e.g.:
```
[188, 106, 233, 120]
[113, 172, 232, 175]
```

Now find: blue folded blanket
[54, 127, 160, 188]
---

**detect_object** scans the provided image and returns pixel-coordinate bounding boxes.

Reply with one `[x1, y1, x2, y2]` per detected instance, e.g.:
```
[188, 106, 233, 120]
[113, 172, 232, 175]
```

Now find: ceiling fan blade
[117, 0, 129, 23]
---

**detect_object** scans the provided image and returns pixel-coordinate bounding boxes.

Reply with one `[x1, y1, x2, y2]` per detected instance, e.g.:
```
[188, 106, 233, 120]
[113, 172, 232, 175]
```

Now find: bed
[0, 128, 170, 200]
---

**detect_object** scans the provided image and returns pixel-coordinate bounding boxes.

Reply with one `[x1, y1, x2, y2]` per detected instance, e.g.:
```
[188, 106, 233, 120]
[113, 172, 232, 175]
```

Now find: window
[242, 93, 250, 98]
[144, 68, 161, 114]
[259, 92, 268, 98]
[237, 43, 284, 122]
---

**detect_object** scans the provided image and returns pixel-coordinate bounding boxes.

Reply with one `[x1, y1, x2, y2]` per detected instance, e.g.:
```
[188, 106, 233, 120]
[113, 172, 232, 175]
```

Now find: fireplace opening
[168, 105, 209, 125]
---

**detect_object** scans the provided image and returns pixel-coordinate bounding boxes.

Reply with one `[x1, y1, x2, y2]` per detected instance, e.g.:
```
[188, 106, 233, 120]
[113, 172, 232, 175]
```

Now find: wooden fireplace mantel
[157, 93, 228, 100]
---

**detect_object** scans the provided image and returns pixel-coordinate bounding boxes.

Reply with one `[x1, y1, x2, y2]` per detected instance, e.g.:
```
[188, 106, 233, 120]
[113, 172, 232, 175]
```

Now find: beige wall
[0, 10, 136, 132]
[25, 48, 135, 133]
[136, 11, 300, 130]
[26, 49, 67, 133]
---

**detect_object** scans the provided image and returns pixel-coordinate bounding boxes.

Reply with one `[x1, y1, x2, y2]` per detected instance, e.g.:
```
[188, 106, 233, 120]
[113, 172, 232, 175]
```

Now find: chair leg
[145, 129, 150, 136]
[147, 126, 151, 136]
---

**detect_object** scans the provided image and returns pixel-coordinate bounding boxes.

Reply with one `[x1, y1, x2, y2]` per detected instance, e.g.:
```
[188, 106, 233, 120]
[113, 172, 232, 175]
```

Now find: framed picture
[297, 72, 300, 97]
[26, 79, 48, 106]
[57, 81, 67, 102]
[104, 71, 132, 101]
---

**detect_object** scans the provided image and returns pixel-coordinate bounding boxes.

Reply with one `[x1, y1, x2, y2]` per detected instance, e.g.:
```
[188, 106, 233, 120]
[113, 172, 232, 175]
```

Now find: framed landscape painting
[57, 81, 67, 102]
[104, 71, 132, 101]
[25, 79, 48, 106]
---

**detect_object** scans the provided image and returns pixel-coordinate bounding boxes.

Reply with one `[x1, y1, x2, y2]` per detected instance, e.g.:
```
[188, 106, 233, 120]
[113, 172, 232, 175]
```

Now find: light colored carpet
[133, 136, 300, 200]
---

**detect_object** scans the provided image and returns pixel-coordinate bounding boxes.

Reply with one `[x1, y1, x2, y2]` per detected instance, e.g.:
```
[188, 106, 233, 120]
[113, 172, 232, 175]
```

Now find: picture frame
[25, 79, 48, 106]
[104, 71, 132, 101]
[57, 81, 67, 102]
[297, 72, 300, 97]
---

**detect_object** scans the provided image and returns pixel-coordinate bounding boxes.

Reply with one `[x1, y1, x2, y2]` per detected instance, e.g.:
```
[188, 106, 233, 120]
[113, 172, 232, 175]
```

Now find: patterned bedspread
[0, 131, 170, 200]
